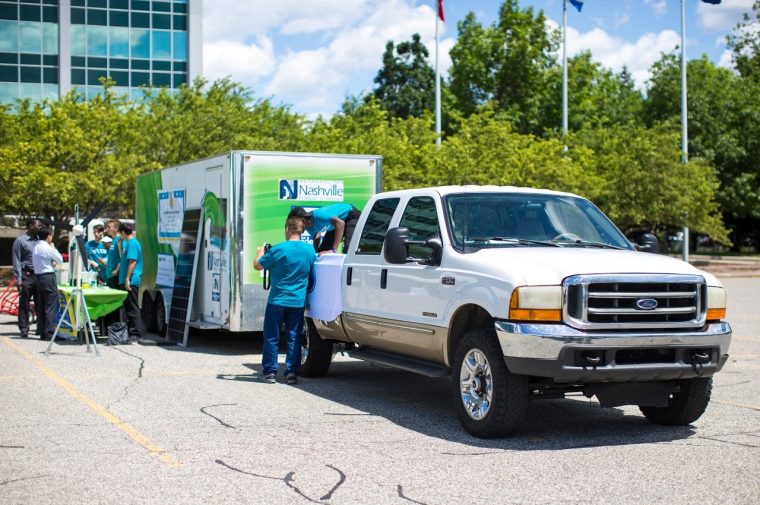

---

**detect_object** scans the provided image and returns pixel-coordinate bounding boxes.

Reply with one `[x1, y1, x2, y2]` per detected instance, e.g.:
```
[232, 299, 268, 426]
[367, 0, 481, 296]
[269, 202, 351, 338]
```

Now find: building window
[19, 4, 41, 23]
[0, 3, 18, 21]
[0, 21, 19, 52]
[151, 30, 170, 60]
[42, 22, 57, 54]
[173, 30, 186, 61]
[86, 25, 107, 56]
[109, 26, 129, 58]
[19, 21, 42, 53]
[130, 28, 149, 58]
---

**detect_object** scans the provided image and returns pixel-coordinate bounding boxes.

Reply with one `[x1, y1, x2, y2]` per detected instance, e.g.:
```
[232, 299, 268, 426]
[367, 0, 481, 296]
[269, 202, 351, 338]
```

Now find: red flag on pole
[438, 0, 445, 22]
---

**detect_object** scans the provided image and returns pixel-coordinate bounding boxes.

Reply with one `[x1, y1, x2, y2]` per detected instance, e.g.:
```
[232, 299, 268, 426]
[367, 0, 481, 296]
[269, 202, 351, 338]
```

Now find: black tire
[639, 377, 712, 425]
[452, 328, 528, 438]
[153, 295, 167, 337]
[141, 292, 155, 334]
[299, 318, 333, 377]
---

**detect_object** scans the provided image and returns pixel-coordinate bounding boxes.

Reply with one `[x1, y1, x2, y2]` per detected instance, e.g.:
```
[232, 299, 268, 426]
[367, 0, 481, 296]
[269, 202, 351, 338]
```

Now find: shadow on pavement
[291, 359, 697, 451]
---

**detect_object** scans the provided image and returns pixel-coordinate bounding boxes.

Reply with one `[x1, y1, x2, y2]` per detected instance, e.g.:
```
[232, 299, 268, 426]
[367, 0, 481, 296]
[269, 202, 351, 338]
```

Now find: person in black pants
[118, 223, 144, 340]
[11, 219, 41, 338]
[32, 228, 63, 340]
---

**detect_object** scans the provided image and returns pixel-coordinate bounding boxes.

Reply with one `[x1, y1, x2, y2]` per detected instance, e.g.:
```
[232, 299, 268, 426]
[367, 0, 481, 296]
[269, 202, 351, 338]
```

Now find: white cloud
[560, 25, 680, 88]
[203, 38, 276, 83]
[644, 0, 667, 17]
[697, 0, 754, 32]
[717, 49, 733, 69]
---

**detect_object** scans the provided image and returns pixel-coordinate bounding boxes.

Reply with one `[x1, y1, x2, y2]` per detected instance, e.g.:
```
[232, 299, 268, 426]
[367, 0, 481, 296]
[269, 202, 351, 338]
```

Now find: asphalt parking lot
[1, 277, 758, 505]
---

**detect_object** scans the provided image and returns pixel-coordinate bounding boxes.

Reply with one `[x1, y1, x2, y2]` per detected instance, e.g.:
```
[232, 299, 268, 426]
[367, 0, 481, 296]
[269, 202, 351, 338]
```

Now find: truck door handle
[346, 267, 352, 286]
[380, 269, 387, 289]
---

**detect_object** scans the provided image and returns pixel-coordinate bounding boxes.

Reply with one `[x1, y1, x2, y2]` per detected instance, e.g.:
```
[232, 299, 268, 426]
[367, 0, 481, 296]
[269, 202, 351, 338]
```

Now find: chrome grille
[564, 274, 706, 330]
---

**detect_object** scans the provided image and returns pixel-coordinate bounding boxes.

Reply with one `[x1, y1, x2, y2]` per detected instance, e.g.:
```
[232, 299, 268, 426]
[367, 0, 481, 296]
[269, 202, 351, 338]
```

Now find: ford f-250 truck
[300, 186, 732, 438]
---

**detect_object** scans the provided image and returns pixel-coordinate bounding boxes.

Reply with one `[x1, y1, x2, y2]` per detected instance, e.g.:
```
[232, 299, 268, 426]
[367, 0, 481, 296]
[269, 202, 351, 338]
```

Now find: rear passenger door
[342, 197, 400, 346]
[378, 194, 449, 362]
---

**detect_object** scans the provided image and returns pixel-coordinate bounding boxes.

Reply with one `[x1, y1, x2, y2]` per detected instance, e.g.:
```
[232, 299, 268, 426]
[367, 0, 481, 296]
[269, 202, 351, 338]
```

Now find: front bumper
[494, 320, 732, 382]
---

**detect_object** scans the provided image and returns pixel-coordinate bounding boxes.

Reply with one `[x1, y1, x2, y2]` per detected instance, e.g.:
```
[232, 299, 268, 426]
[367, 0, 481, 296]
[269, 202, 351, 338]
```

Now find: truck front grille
[564, 274, 707, 330]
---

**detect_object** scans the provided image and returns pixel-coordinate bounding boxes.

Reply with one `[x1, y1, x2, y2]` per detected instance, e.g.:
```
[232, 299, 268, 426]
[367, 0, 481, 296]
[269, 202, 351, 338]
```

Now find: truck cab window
[399, 196, 440, 259]
[356, 198, 400, 255]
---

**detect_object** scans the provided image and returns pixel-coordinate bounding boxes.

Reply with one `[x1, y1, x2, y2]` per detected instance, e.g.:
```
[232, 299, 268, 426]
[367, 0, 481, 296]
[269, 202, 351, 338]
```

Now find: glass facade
[0, 0, 194, 104]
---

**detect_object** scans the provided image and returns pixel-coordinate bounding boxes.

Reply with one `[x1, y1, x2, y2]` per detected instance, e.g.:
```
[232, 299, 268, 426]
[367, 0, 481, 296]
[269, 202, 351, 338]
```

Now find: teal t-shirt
[258, 240, 316, 307]
[306, 203, 352, 236]
[119, 237, 143, 287]
[106, 236, 122, 280]
[86, 240, 110, 281]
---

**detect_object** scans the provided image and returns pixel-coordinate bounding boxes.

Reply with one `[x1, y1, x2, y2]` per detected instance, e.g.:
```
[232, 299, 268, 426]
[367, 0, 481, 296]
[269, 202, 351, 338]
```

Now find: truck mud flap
[585, 381, 677, 408]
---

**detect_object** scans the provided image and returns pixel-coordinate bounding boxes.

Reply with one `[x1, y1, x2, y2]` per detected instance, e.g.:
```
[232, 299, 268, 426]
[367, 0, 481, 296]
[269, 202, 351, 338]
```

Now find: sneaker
[286, 373, 298, 385]
[261, 373, 276, 384]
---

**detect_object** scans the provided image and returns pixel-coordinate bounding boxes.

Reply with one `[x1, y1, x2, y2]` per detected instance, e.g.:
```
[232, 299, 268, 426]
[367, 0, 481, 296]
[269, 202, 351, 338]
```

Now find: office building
[0, 0, 202, 104]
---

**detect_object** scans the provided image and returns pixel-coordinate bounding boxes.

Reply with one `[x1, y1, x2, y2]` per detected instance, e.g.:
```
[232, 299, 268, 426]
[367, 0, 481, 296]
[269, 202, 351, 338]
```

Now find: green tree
[448, 0, 558, 134]
[727, 0, 760, 81]
[0, 85, 145, 227]
[644, 53, 760, 248]
[372, 33, 436, 119]
[541, 53, 643, 132]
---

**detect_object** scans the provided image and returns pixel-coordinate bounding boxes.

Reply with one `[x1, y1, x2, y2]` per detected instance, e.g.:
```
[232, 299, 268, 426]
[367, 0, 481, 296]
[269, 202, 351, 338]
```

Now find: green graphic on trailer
[243, 156, 377, 284]
[136, 171, 175, 293]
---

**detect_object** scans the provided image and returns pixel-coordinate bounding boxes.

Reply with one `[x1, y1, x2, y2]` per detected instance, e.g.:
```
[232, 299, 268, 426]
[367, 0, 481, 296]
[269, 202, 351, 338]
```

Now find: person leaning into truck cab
[254, 216, 316, 384]
[292, 203, 361, 255]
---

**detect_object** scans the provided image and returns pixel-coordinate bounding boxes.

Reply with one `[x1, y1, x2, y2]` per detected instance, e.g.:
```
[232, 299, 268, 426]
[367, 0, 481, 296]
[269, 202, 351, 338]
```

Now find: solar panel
[167, 208, 203, 346]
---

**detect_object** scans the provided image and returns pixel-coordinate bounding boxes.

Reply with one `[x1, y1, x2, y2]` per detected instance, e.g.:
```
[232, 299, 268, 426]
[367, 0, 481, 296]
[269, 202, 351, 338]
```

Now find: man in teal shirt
[119, 223, 144, 340]
[254, 216, 316, 384]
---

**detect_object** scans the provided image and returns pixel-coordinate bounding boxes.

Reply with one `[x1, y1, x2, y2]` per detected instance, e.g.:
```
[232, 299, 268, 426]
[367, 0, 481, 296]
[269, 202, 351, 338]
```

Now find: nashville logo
[279, 179, 344, 202]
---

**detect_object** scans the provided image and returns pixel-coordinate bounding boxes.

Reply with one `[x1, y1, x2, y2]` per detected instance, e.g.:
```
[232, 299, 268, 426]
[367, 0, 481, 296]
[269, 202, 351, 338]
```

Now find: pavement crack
[696, 436, 760, 449]
[0, 445, 24, 449]
[319, 464, 346, 501]
[1, 475, 49, 486]
[215, 458, 343, 503]
[107, 347, 146, 410]
[397, 485, 427, 505]
[200, 403, 237, 429]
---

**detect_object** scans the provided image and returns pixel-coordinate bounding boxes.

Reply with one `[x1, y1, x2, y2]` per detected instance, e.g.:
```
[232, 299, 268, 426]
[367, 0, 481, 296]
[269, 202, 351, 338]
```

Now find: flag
[701, 0, 721, 4]
[569, 0, 583, 12]
[438, 0, 445, 22]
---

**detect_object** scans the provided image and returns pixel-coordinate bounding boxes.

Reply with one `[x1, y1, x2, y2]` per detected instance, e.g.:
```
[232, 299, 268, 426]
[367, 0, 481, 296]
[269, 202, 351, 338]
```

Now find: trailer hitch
[690, 351, 710, 377]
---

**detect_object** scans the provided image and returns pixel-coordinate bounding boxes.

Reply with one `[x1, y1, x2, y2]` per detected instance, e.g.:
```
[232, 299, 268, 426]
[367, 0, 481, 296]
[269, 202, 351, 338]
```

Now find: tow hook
[582, 352, 602, 370]
[690, 351, 710, 376]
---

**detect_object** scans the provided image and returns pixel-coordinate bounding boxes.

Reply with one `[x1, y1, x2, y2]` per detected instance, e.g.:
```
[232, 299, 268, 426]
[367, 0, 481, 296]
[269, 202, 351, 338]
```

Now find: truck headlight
[509, 286, 562, 322]
[706, 286, 726, 321]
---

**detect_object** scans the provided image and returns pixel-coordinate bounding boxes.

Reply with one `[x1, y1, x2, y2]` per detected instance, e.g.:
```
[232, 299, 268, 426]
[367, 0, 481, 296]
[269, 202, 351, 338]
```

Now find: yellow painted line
[1, 337, 182, 469]
[712, 399, 760, 412]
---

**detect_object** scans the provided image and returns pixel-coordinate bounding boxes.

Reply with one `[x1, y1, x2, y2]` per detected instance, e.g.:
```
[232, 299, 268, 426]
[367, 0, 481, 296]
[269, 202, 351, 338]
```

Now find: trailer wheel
[141, 292, 155, 334]
[452, 328, 528, 438]
[640, 377, 712, 425]
[153, 294, 167, 337]
[300, 318, 333, 377]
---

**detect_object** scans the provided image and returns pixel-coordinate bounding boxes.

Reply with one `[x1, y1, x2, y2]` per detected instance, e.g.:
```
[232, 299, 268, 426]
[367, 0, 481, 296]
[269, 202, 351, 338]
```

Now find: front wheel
[639, 378, 713, 425]
[300, 318, 334, 377]
[452, 328, 528, 438]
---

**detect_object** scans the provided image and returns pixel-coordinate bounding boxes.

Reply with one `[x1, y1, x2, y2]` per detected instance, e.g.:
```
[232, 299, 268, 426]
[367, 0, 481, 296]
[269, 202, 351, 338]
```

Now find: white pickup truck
[301, 186, 732, 438]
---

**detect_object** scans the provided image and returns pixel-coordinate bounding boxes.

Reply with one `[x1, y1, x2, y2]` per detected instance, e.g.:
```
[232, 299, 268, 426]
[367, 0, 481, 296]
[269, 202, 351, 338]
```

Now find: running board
[348, 347, 450, 377]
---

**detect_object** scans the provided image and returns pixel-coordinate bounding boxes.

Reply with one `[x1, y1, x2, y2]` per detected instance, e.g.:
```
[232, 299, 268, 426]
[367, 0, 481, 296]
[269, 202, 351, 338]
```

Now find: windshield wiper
[469, 237, 561, 247]
[552, 238, 626, 249]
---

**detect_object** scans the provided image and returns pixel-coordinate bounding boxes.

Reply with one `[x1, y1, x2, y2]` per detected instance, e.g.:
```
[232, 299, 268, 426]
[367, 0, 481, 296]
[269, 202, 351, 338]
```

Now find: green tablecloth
[58, 286, 128, 320]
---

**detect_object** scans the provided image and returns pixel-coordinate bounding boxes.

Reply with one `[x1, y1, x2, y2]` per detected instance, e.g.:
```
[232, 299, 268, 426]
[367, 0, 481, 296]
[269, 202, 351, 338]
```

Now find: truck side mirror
[635, 233, 659, 254]
[421, 237, 443, 266]
[384, 227, 412, 264]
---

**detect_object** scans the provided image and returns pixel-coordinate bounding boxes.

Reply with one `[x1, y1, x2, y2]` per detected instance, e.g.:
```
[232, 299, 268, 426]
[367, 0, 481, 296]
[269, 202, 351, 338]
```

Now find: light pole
[680, 0, 689, 263]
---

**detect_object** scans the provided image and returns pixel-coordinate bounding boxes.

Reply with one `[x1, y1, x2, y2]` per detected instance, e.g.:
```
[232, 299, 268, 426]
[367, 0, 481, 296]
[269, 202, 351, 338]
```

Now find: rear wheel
[300, 318, 333, 377]
[153, 295, 167, 337]
[452, 328, 528, 438]
[141, 292, 155, 334]
[639, 378, 712, 425]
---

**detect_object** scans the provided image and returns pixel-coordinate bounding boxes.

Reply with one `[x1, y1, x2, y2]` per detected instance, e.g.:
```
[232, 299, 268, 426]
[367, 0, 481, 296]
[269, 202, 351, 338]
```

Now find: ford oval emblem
[635, 298, 658, 310]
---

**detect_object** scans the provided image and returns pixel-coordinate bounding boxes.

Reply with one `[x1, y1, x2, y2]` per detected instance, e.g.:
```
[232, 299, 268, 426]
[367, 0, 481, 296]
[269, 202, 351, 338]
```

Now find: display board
[166, 208, 203, 346]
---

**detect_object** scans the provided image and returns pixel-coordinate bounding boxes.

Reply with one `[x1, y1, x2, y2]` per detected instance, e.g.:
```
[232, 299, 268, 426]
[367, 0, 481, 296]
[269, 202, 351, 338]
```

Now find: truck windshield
[444, 193, 633, 251]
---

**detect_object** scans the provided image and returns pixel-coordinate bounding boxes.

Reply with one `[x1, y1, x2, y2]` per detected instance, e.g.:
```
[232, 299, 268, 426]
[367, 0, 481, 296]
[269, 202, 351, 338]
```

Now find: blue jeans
[262, 304, 305, 376]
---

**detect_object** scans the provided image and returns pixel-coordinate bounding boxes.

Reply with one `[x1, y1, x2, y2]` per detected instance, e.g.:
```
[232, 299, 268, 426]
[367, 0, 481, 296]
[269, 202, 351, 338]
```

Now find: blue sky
[202, 0, 755, 118]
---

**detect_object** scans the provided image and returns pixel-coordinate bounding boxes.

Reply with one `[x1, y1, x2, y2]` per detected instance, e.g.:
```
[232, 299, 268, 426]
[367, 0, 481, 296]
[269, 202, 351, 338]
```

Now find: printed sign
[158, 189, 185, 244]
[279, 179, 344, 201]
[156, 254, 175, 287]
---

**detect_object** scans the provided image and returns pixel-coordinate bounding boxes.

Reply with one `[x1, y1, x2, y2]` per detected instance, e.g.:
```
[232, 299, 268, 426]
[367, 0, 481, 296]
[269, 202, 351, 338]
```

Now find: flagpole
[435, 2, 441, 147]
[562, 0, 568, 136]
[681, 0, 689, 263]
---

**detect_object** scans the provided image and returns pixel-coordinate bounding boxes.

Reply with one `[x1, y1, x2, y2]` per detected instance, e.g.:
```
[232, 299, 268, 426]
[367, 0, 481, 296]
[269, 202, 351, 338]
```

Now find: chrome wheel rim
[300, 327, 309, 366]
[459, 348, 493, 421]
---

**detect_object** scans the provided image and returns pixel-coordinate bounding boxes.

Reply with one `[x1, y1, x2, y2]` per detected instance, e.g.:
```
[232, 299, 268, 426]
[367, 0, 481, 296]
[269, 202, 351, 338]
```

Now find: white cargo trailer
[134, 151, 381, 338]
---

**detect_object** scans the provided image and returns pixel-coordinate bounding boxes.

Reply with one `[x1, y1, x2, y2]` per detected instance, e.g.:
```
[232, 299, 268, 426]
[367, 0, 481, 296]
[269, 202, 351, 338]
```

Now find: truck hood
[467, 247, 721, 286]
